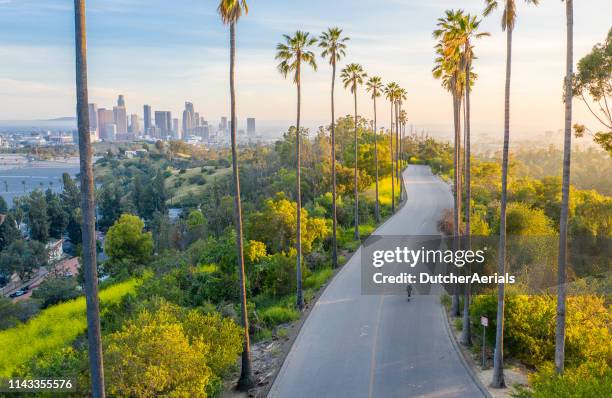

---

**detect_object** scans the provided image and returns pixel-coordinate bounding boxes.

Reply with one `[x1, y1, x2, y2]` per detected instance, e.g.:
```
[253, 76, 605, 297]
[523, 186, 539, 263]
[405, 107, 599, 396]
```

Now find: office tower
[97, 108, 113, 140]
[105, 124, 117, 141]
[154, 111, 172, 135]
[113, 95, 128, 134]
[165, 111, 172, 133]
[88, 103, 98, 137]
[172, 118, 180, 139]
[220, 116, 228, 132]
[247, 117, 256, 135]
[129, 114, 140, 135]
[143, 105, 151, 133]
[194, 112, 200, 127]
[182, 102, 195, 136]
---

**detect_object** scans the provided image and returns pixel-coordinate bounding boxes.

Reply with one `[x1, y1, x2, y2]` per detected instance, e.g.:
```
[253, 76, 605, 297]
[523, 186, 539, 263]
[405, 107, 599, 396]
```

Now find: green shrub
[304, 267, 333, 290]
[470, 294, 610, 368]
[513, 363, 612, 398]
[259, 306, 300, 327]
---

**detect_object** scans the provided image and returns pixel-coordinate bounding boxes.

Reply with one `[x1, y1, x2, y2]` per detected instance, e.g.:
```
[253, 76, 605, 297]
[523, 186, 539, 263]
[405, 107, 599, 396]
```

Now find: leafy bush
[32, 276, 81, 308]
[470, 294, 610, 369]
[304, 267, 333, 290]
[514, 363, 612, 398]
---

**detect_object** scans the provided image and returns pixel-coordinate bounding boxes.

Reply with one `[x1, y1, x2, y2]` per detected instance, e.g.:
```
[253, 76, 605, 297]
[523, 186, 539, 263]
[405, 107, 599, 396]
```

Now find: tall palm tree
[366, 76, 383, 222]
[396, 87, 407, 194]
[555, 0, 573, 375]
[341, 63, 367, 240]
[218, 0, 254, 390]
[399, 109, 407, 169]
[483, 0, 540, 388]
[73, 1, 105, 396]
[433, 11, 465, 318]
[319, 27, 349, 268]
[384, 82, 400, 213]
[443, 10, 489, 347]
[276, 31, 318, 310]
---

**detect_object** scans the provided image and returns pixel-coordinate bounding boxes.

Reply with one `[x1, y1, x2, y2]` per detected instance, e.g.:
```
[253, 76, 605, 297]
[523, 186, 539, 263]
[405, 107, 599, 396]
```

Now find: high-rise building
[247, 118, 256, 135]
[220, 116, 228, 132]
[155, 111, 172, 136]
[182, 102, 195, 136]
[129, 114, 140, 135]
[113, 95, 128, 134]
[194, 112, 200, 127]
[172, 118, 180, 139]
[105, 123, 117, 141]
[97, 108, 114, 140]
[143, 105, 151, 133]
[88, 103, 98, 137]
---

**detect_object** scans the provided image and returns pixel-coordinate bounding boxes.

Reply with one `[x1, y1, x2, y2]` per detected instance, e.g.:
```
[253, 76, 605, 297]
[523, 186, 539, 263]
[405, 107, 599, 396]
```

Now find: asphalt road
[268, 165, 486, 398]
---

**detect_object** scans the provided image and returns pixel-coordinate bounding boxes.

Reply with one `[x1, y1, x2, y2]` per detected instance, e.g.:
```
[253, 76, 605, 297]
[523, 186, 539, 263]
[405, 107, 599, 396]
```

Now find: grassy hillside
[0, 279, 139, 376]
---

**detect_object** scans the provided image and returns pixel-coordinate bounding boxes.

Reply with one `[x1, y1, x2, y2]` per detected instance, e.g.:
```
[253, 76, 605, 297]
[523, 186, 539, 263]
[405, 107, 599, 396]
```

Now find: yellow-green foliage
[104, 301, 242, 397]
[0, 279, 139, 376]
[363, 176, 401, 206]
[471, 294, 610, 369]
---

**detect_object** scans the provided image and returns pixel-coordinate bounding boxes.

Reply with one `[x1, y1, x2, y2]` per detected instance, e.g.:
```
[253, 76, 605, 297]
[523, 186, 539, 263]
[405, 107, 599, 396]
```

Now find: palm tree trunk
[353, 90, 360, 240]
[230, 22, 255, 391]
[555, 0, 573, 375]
[390, 103, 395, 213]
[374, 96, 380, 223]
[461, 56, 472, 346]
[296, 61, 304, 310]
[74, 2, 105, 397]
[492, 26, 513, 389]
[395, 102, 400, 197]
[331, 59, 338, 268]
[451, 92, 461, 318]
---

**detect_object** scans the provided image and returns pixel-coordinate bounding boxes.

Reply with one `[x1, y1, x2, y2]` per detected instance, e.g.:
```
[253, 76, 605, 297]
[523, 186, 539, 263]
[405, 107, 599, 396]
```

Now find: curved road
[268, 165, 486, 398]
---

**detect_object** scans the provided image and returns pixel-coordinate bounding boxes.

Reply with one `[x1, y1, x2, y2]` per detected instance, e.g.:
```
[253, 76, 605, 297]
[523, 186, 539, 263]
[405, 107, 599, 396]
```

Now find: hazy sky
[0, 0, 610, 138]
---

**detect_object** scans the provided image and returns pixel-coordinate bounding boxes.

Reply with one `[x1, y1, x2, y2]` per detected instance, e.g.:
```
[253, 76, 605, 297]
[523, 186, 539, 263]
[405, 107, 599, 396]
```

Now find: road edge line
[440, 303, 492, 398]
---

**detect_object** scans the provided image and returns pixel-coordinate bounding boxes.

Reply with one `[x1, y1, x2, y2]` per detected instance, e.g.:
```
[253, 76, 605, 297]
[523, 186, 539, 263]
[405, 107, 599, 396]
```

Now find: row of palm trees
[275, 30, 410, 315]
[433, 0, 575, 389]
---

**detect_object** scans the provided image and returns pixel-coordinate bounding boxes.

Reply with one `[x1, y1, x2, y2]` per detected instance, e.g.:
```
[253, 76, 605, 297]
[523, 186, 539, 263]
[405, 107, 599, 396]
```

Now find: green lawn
[166, 166, 231, 205]
[0, 279, 140, 376]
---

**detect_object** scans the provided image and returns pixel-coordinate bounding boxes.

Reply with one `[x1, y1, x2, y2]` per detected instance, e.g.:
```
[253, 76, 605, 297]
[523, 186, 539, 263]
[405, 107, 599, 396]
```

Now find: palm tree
[218, 0, 254, 390]
[555, 0, 573, 375]
[319, 27, 349, 268]
[443, 10, 489, 347]
[341, 63, 367, 240]
[483, 0, 540, 388]
[399, 109, 407, 169]
[396, 87, 407, 194]
[276, 31, 318, 310]
[73, 1, 105, 396]
[384, 82, 400, 213]
[433, 11, 465, 318]
[366, 76, 383, 222]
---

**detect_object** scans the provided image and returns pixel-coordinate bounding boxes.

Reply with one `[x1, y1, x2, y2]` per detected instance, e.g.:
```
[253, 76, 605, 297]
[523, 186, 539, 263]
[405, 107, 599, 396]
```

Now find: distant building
[154, 111, 171, 135]
[97, 108, 114, 140]
[46, 239, 64, 263]
[220, 116, 228, 132]
[117, 94, 125, 107]
[88, 103, 98, 138]
[143, 105, 152, 133]
[104, 124, 117, 141]
[129, 114, 140, 135]
[172, 118, 180, 139]
[182, 102, 195, 137]
[247, 117, 256, 135]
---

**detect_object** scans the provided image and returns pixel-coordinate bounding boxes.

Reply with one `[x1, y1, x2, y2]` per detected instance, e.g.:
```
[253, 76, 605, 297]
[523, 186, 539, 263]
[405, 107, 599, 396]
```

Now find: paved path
[268, 165, 486, 398]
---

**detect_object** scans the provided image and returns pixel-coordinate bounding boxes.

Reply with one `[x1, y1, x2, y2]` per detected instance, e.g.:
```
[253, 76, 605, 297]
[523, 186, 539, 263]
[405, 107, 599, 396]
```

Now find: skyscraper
[247, 118, 256, 135]
[129, 114, 140, 135]
[143, 105, 151, 134]
[97, 108, 113, 140]
[113, 95, 127, 134]
[88, 103, 98, 138]
[155, 111, 172, 136]
[182, 102, 195, 137]
[220, 116, 228, 132]
[172, 118, 180, 139]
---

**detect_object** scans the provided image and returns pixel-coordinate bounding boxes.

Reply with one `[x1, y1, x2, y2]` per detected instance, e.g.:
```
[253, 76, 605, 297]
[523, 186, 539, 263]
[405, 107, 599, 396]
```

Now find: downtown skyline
[0, 0, 611, 139]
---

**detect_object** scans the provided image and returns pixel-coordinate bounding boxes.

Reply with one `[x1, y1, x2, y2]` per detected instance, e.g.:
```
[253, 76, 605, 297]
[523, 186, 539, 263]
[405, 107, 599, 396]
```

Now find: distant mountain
[43, 117, 76, 122]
